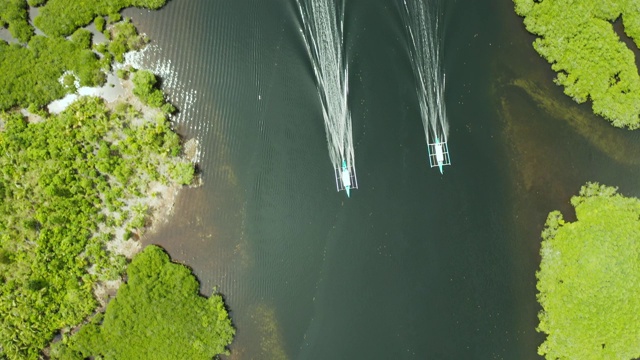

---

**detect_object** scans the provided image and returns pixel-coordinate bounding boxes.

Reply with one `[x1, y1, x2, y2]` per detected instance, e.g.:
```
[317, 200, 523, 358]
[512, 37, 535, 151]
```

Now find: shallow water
[119, 0, 638, 358]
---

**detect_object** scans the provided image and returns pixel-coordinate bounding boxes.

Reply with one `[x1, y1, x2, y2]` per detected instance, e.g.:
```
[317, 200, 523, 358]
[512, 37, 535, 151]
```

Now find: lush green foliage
[0, 31, 105, 111]
[52, 245, 235, 359]
[514, 0, 640, 128]
[94, 16, 105, 33]
[107, 19, 148, 63]
[116, 68, 129, 80]
[34, 0, 167, 37]
[0, 4, 206, 359]
[0, 0, 33, 42]
[168, 161, 195, 185]
[133, 70, 175, 113]
[133, 69, 164, 107]
[0, 16, 151, 112]
[537, 183, 640, 359]
[0, 97, 193, 359]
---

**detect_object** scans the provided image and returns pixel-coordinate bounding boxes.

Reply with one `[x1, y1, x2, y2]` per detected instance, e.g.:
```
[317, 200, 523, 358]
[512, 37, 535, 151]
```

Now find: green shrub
[116, 68, 129, 80]
[63, 73, 76, 88]
[132, 70, 167, 108]
[169, 161, 195, 185]
[161, 102, 176, 114]
[94, 16, 105, 32]
[107, 12, 122, 24]
[70, 28, 92, 49]
[107, 20, 148, 62]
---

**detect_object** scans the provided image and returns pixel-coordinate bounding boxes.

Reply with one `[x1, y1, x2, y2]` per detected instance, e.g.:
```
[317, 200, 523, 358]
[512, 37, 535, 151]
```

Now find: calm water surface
[122, 0, 638, 358]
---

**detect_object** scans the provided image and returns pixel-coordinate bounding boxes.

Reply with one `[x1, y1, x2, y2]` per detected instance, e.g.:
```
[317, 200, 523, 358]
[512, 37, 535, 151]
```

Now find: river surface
[122, 0, 640, 358]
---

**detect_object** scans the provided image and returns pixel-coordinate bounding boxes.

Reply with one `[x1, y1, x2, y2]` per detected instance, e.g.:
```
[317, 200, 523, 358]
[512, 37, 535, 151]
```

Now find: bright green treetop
[537, 183, 640, 359]
[513, 0, 640, 129]
[0, 0, 34, 42]
[53, 245, 235, 359]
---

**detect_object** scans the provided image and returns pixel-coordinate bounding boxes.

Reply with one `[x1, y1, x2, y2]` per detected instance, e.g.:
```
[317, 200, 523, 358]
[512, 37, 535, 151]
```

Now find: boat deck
[427, 141, 451, 168]
[335, 165, 358, 192]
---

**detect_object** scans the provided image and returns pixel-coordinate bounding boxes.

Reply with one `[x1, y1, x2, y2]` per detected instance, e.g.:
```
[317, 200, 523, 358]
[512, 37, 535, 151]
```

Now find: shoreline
[29, 65, 202, 310]
[90, 71, 201, 307]
[0, 3, 233, 357]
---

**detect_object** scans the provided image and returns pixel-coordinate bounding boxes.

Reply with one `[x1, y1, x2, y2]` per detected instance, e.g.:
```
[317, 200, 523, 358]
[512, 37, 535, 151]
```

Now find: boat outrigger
[335, 159, 358, 197]
[427, 136, 451, 174]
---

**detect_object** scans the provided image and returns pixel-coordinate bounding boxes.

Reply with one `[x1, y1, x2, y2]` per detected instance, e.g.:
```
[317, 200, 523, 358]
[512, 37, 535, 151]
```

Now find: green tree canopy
[514, 0, 640, 128]
[0, 32, 105, 111]
[0, 96, 192, 359]
[34, 0, 167, 37]
[107, 19, 148, 62]
[537, 183, 640, 359]
[132, 69, 171, 109]
[0, 17, 153, 112]
[0, 0, 33, 42]
[53, 245, 235, 359]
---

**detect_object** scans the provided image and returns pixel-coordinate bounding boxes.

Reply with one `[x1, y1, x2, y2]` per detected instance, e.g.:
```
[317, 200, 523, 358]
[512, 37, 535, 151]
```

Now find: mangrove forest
[514, 0, 640, 128]
[537, 183, 640, 359]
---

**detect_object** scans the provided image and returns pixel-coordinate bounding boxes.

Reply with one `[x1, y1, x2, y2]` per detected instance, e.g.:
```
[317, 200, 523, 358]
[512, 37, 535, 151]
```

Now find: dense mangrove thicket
[33, 0, 166, 37]
[537, 183, 640, 359]
[0, 0, 33, 42]
[0, 31, 107, 111]
[0, 15, 154, 112]
[0, 97, 194, 359]
[513, 0, 640, 128]
[52, 245, 235, 359]
[1, 0, 164, 43]
[0, 2, 235, 358]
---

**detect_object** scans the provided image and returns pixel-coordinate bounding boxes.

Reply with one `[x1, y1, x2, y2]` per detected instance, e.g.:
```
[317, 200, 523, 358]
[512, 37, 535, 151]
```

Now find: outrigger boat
[335, 159, 358, 197]
[427, 136, 451, 174]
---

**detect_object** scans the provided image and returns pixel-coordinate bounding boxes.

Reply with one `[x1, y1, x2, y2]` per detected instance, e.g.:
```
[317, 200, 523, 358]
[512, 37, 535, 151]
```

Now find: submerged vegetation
[52, 245, 235, 359]
[513, 0, 640, 128]
[537, 183, 640, 359]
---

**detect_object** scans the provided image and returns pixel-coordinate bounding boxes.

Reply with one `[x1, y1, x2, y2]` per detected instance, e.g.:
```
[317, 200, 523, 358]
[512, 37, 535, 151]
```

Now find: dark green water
[122, 0, 640, 358]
